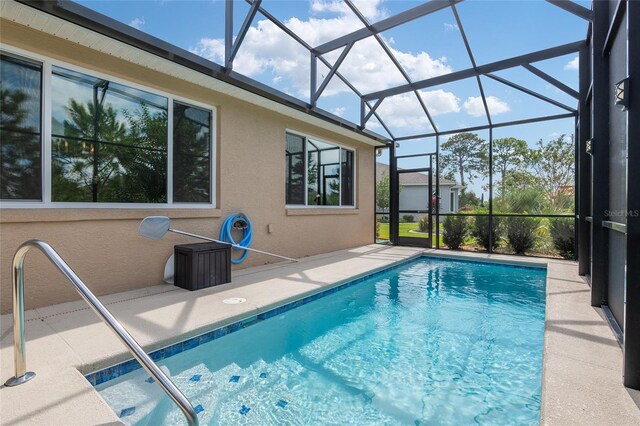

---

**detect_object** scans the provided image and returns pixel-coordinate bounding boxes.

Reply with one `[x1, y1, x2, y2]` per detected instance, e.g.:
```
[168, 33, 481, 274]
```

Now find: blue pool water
[94, 257, 546, 425]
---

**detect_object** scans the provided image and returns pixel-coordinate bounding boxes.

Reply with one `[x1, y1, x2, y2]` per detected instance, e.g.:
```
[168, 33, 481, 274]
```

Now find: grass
[376, 222, 443, 246]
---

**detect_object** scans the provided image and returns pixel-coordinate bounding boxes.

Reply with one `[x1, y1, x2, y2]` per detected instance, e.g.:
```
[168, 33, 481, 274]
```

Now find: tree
[0, 88, 41, 199]
[376, 171, 390, 211]
[53, 96, 170, 203]
[376, 171, 402, 212]
[505, 187, 547, 214]
[458, 189, 481, 210]
[440, 132, 488, 187]
[117, 104, 168, 203]
[172, 104, 210, 202]
[492, 137, 529, 196]
[458, 188, 480, 208]
[53, 99, 127, 201]
[529, 135, 574, 208]
[501, 170, 538, 193]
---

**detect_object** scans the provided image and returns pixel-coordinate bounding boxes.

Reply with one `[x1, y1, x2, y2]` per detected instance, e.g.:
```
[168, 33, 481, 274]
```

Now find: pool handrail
[4, 240, 199, 426]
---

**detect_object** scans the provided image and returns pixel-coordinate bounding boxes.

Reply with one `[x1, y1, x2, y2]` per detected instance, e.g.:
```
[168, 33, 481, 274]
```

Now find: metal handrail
[4, 240, 199, 426]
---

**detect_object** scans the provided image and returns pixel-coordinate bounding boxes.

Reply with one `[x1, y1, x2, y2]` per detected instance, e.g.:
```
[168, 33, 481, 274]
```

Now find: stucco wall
[0, 21, 375, 313]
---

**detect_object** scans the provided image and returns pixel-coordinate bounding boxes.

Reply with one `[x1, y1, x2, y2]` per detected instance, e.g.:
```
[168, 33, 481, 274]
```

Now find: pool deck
[1, 245, 639, 425]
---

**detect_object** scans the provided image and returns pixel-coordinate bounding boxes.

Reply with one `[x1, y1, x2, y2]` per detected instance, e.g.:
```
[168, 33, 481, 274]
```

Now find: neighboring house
[376, 163, 462, 215]
[0, 2, 387, 313]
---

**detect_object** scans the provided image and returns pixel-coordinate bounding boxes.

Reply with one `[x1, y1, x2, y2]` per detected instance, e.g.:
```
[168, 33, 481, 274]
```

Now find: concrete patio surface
[1, 245, 638, 425]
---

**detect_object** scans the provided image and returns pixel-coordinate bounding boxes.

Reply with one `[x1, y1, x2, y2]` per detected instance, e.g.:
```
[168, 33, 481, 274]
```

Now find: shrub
[550, 218, 575, 259]
[402, 214, 415, 223]
[442, 216, 467, 249]
[379, 215, 389, 224]
[506, 217, 539, 254]
[418, 216, 429, 232]
[472, 215, 502, 251]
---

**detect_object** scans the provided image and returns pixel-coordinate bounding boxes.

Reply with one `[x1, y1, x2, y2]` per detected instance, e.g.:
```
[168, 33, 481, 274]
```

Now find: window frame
[0, 45, 217, 209]
[284, 129, 356, 209]
[0, 52, 44, 201]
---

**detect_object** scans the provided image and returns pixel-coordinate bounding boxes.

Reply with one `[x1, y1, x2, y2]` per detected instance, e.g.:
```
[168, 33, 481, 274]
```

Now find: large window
[51, 66, 168, 203]
[0, 51, 215, 206]
[285, 132, 354, 207]
[0, 54, 42, 200]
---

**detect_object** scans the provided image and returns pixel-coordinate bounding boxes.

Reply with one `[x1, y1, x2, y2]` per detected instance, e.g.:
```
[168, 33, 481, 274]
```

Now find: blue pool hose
[219, 213, 253, 264]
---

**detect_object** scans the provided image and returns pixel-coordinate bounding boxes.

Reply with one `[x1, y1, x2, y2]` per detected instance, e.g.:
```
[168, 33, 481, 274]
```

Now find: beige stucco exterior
[0, 19, 377, 313]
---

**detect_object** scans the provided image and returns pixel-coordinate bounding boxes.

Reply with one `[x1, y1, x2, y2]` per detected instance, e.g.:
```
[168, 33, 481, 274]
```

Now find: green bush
[550, 218, 575, 259]
[506, 217, 539, 254]
[472, 215, 502, 251]
[379, 215, 389, 224]
[418, 216, 429, 232]
[402, 214, 415, 223]
[442, 216, 467, 249]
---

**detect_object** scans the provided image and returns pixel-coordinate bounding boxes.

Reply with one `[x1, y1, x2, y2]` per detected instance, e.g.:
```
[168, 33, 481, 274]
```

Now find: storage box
[174, 242, 231, 290]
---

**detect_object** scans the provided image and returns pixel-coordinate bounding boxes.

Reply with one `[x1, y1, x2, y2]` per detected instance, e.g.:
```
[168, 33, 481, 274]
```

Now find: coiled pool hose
[219, 213, 253, 264]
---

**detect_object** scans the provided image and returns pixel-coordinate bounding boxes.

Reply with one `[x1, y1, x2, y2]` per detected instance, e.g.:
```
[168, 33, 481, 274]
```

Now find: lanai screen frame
[222, 0, 588, 255]
[18, 0, 590, 257]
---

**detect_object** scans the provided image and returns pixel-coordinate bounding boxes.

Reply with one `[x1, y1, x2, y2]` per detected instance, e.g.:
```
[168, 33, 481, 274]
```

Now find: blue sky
[77, 0, 589, 196]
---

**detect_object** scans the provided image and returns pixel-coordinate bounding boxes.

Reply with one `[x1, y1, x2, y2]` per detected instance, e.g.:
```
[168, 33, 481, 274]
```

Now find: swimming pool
[91, 256, 547, 425]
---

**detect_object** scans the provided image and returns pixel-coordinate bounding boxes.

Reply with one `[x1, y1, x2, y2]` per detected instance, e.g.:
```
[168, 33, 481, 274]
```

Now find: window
[0, 54, 42, 200]
[51, 66, 168, 203]
[450, 192, 455, 212]
[173, 102, 212, 203]
[285, 133, 305, 204]
[285, 131, 355, 207]
[0, 51, 215, 206]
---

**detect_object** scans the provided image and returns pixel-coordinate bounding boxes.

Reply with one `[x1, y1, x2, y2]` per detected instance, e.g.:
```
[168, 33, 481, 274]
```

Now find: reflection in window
[0, 54, 42, 200]
[285, 133, 305, 204]
[307, 139, 340, 206]
[173, 101, 211, 202]
[51, 66, 168, 203]
[341, 149, 354, 206]
[285, 132, 354, 207]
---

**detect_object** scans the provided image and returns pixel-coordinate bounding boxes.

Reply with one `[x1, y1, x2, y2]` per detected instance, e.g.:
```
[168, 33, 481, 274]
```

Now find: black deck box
[174, 242, 231, 290]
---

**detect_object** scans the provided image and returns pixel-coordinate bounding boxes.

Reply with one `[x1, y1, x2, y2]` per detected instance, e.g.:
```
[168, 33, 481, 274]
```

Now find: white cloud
[191, 0, 452, 99]
[564, 56, 579, 71]
[365, 119, 381, 130]
[444, 23, 459, 32]
[463, 96, 510, 117]
[129, 17, 145, 30]
[418, 90, 460, 116]
[375, 90, 460, 131]
[332, 106, 347, 117]
[311, 0, 386, 21]
[377, 94, 431, 130]
[391, 50, 451, 82]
